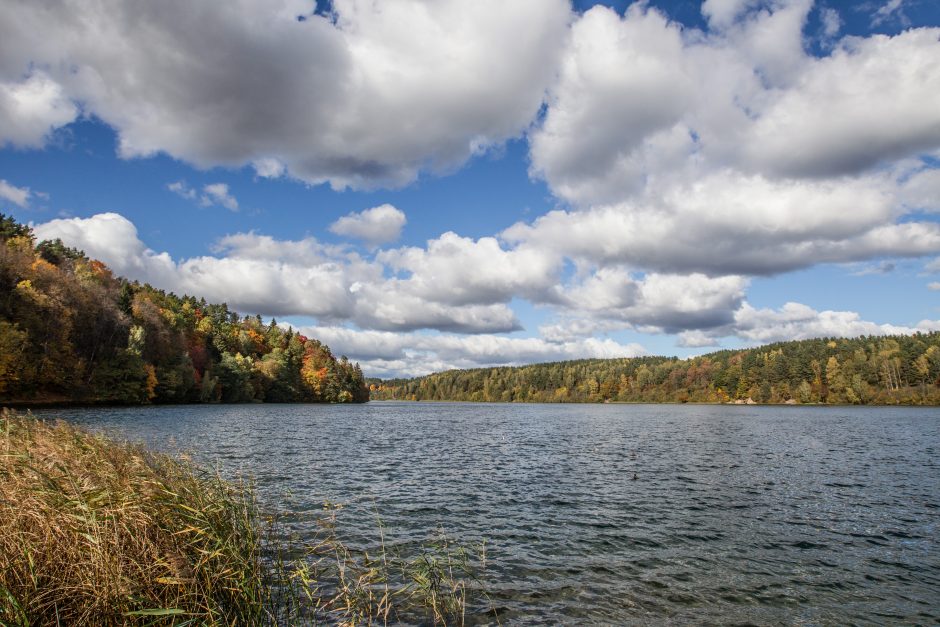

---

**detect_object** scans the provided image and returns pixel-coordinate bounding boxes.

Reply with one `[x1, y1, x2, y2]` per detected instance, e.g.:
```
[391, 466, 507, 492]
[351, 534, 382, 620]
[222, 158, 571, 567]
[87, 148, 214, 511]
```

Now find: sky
[1, 0, 940, 378]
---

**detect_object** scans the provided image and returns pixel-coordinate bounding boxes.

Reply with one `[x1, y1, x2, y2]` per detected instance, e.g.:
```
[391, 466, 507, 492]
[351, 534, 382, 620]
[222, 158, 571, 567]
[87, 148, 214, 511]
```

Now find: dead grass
[0, 409, 492, 626]
[0, 409, 265, 625]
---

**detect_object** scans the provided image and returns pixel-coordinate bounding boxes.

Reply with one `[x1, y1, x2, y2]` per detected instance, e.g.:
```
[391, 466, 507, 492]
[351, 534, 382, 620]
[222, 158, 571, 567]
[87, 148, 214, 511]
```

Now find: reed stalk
[0, 410, 492, 626]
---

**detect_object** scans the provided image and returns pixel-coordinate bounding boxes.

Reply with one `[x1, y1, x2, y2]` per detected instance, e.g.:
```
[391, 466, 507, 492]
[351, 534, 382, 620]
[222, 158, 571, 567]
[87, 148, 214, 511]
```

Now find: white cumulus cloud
[0, 0, 570, 189]
[525, 2, 940, 277]
[329, 204, 406, 246]
[0, 72, 78, 148]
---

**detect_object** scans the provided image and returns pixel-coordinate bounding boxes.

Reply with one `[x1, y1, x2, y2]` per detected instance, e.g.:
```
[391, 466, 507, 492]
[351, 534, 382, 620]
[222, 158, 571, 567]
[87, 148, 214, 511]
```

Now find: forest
[370, 333, 940, 405]
[0, 213, 368, 405]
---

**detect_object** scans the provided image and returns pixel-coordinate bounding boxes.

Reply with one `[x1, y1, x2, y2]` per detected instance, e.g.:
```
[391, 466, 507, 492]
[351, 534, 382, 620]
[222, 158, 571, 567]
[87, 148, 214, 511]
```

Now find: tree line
[0, 213, 368, 405]
[370, 334, 940, 405]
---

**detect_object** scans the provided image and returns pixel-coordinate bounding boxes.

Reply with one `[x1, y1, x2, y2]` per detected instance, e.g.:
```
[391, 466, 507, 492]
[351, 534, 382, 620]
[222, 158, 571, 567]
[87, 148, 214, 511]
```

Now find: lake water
[36, 402, 940, 625]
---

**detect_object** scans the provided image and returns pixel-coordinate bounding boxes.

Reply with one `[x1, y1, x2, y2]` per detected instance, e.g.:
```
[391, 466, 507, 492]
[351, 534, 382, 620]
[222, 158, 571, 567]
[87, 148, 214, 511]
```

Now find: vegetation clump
[0, 410, 488, 625]
[269, 504, 489, 626]
[0, 409, 266, 625]
[0, 213, 368, 405]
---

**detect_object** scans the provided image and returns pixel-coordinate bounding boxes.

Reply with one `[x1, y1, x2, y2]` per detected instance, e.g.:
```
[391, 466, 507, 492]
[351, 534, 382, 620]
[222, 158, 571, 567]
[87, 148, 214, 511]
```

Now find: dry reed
[0, 409, 265, 625]
[0, 409, 491, 626]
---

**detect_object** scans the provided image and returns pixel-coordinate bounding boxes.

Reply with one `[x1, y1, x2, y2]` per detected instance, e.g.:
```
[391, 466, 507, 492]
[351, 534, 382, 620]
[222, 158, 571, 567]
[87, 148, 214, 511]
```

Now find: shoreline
[0, 409, 486, 625]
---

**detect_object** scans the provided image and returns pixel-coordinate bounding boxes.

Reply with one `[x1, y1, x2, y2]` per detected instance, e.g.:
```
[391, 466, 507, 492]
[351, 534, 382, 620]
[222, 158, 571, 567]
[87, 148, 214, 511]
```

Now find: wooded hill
[370, 333, 940, 405]
[0, 213, 368, 405]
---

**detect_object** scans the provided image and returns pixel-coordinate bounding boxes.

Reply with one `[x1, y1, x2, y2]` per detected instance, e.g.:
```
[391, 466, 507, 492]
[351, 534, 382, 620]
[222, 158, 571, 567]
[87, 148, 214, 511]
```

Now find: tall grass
[0, 408, 266, 625]
[269, 504, 491, 625]
[0, 410, 491, 625]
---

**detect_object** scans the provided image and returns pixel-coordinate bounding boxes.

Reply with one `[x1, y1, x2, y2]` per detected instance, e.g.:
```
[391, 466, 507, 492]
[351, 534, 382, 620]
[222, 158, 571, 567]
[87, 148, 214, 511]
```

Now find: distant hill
[0, 213, 368, 405]
[370, 334, 940, 405]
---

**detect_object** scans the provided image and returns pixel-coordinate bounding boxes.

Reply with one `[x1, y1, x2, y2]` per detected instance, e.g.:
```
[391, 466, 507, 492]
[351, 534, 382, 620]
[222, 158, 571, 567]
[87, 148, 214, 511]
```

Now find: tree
[0, 321, 28, 394]
[826, 356, 846, 402]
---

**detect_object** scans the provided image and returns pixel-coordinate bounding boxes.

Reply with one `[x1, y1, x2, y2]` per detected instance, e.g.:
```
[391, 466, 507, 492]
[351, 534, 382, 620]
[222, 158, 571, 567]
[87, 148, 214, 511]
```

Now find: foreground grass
[0, 409, 266, 625]
[0, 410, 489, 626]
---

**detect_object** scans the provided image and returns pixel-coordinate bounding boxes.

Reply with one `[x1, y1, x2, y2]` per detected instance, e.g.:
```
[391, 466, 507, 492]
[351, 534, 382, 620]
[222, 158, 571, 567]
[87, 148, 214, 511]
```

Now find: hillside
[0, 214, 368, 405]
[370, 334, 940, 405]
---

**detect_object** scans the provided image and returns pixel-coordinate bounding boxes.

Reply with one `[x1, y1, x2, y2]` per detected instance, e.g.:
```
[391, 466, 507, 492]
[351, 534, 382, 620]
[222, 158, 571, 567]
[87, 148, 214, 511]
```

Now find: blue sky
[1, 0, 939, 377]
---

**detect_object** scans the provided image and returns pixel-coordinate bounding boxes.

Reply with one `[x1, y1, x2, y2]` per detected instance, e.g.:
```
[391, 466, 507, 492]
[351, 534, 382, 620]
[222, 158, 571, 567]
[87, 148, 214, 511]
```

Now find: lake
[35, 402, 940, 625]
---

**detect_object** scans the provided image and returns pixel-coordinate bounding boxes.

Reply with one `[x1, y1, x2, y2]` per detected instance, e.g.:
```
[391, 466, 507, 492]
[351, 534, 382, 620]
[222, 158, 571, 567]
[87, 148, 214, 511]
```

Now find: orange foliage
[144, 364, 158, 401]
[89, 259, 112, 280]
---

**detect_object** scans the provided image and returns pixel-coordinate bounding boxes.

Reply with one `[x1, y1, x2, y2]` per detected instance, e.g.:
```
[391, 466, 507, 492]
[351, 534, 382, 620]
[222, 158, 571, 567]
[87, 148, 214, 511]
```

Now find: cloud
[730, 301, 938, 344]
[701, 0, 764, 29]
[533, 4, 940, 198]
[819, 7, 842, 39]
[871, 0, 907, 27]
[167, 181, 197, 201]
[677, 330, 722, 348]
[529, 5, 692, 204]
[377, 231, 561, 306]
[524, 3, 940, 277]
[0, 0, 570, 189]
[297, 325, 648, 378]
[557, 269, 748, 333]
[0, 179, 31, 207]
[901, 166, 940, 211]
[168, 181, 239, 211]
[742, 28, 940, 178]
[0, 72, 78, 148]
[650, 300, 940, 350]
[925, 258, 940, 273]
[7, 0, 940, 288]
[329, 204, 406, 246]
[503, 170, 940, 276]
[200, 183, 238, 211]
[851, 261, 896, 276]
[928, 282, 940, 291]
[252, 157, 286, 179]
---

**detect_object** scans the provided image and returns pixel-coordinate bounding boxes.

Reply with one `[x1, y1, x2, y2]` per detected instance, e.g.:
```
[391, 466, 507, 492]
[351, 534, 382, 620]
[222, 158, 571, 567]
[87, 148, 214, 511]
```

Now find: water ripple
[39, 402, 940, 625]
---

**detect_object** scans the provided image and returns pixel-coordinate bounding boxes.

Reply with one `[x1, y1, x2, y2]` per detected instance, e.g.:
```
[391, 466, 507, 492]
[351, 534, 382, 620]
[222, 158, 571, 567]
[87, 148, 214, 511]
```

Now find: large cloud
[531, 2, 940, 204]
[503, 170, 940, 276]
[0, 0, 570, 188]
[524, 2, 940, 276]
[555, 268, 748, 332]
[377, 232, 562, 306]
[529, 4, 692, 203]
[743, 28, 940, 178]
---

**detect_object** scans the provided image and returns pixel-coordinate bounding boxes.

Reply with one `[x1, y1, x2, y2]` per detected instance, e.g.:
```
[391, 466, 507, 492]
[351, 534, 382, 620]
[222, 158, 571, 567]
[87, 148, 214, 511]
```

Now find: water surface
[37, 402, 940, 624]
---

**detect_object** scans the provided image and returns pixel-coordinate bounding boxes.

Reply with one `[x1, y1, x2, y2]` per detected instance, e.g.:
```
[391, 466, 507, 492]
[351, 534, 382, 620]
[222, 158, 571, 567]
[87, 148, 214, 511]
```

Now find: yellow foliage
[4, 235, 33, 252]
[30, 257, 56, 274]
[144, 364, 158, 401]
